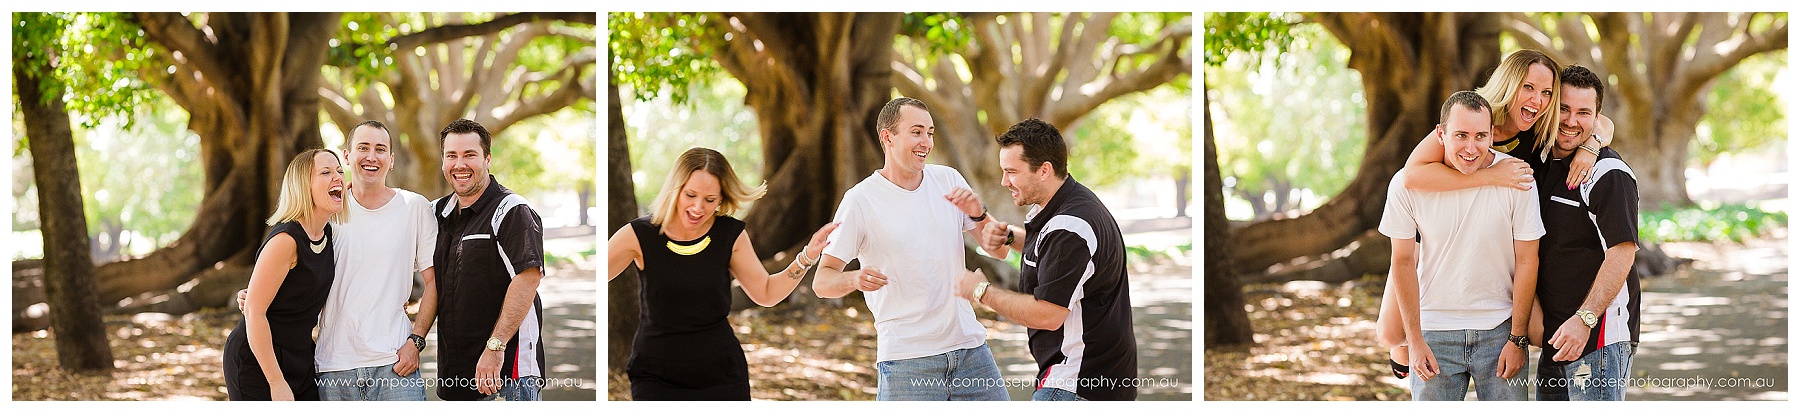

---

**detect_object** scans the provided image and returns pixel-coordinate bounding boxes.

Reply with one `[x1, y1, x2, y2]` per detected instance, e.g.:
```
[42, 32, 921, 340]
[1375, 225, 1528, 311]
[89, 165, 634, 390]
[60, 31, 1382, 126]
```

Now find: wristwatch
[485, 337, 506, 352]
[969, 208, 988, 223]
[1575, 309, 1600, 328]
[1507, 334, 1530, 350]
[408, 334, 427, 352]
[972, 281, 991, 304]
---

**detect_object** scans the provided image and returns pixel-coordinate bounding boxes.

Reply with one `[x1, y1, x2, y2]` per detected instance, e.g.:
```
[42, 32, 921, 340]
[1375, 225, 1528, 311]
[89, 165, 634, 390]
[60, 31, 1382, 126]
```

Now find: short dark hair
[439, 118, 492, 156]
[353, 119, 389, 135]
[1559, 65, 1605, 111]
[1439, 90, 1492, 127]
[994, 118, 1069, 178]
[876, 97, 928, 136]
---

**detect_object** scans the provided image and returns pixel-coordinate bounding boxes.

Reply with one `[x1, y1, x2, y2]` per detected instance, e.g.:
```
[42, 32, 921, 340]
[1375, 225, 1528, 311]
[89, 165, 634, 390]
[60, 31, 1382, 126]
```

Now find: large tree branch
[1591, 13, 1654, 113]
[1674, 13, 1787, 108]
[1045, 17, 1189, 126]
[133, 12, 238, 103]
[490, 48, 598, 131]
[387, 12, 594, 50]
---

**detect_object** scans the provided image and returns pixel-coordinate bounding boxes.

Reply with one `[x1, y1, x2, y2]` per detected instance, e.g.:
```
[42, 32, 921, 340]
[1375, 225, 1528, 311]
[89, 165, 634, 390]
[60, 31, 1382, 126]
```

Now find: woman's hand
[1474, 156, 1534, 190]
[804, 222, 840, 262]
[269, 381, 295, 401]
[1566, 146, 1598, 190]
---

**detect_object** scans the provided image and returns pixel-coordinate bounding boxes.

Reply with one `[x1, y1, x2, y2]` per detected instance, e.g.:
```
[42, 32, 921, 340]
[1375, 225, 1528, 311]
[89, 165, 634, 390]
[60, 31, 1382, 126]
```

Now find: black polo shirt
[433, 176, 546, 400]
[1020, 177, 1138, 400]
[1533, 147, 1641, 366]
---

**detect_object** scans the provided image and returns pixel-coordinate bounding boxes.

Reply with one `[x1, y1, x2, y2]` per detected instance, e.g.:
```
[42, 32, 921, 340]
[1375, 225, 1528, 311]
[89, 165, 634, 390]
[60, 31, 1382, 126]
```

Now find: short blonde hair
[649, 147, 765, 232]
[1476, 49, 1562, 151]
[266, 149, 347, 226]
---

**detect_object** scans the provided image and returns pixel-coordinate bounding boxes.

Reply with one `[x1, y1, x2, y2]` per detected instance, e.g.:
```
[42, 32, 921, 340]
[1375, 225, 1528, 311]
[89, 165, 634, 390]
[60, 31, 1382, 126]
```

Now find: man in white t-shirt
[246, 121, 439, 400]
[1379, 91, 1543, 401]
[814, 97, 1010, 400]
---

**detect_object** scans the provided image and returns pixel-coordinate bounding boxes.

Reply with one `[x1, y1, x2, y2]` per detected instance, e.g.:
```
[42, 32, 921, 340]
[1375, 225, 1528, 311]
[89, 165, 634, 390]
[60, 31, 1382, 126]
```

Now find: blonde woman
[223, 149, 346, 400]
[607, 147, 837, 400]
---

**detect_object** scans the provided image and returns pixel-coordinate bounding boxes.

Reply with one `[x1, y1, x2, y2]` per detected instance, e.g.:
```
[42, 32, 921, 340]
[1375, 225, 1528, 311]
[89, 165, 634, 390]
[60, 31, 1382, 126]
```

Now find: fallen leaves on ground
[1204, 276, 1409, 401]
[14, 309, 238, 400]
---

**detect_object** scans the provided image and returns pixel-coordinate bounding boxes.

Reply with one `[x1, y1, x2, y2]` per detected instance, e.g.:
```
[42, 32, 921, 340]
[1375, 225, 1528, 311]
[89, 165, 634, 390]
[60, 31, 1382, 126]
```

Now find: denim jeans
[1411, 321, 1528, 401]
[1538, 341, 1634, 401]
[316, 362, 427, 401]
[875, 343, 1009, 400]
[478, 376, 543, 401]
[1032, 387, 1085, 401]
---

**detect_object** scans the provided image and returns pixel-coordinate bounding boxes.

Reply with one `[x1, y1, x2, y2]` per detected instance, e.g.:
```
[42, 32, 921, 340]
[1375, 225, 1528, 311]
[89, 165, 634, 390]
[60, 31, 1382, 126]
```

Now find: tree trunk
[606, 74, 642, 375]
[1229, 13, 1502, 273]
[18, 62, 115, 372]
[86, 12, 338, 306]
[708, 12, 900, 258]
[1202, 82, 1254, 348]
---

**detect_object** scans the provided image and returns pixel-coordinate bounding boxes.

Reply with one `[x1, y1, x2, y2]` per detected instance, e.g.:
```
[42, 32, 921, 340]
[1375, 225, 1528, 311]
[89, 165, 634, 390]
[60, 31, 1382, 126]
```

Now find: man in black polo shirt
[433, 119, 547, 401]
[1533, 65, 1640, 401]
[954, 118, 1138, 400]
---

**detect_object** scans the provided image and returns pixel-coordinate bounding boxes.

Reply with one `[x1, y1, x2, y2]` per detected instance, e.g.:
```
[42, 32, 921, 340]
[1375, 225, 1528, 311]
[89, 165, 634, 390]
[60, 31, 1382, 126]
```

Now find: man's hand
[1497, 343, 1527, 378]
[394, 344, 420, 377]
[476, 348, 503, 395]
[955, 269, 986, 301]
[978, 220, 1010, 253]
[1547, 315, 1593, 362]
[236, 289, 250, 315]
[1475, 156, 1534, 190]
[851, 267, 889, 292]
[944, 187, 984, 218]
[1409, 338, 1441, 381]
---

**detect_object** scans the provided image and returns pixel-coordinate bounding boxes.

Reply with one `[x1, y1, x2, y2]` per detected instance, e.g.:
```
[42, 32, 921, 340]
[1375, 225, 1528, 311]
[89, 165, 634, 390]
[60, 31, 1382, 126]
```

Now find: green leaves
[608, 12, 724, 105]
[14, 12, 158, 129]
[1202, 12, 1303, 68]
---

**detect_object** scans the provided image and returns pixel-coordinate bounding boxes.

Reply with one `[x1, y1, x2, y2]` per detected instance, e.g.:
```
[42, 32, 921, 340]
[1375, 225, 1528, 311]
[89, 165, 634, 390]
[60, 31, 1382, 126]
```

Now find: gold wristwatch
[1575, 309, 1599, 328]
[485, 337, 506, 352]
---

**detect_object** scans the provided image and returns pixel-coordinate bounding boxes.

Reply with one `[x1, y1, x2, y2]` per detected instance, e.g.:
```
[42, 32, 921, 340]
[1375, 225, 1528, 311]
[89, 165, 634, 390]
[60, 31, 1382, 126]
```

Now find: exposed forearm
[812, 265, 856, 299]
[247, 313, 287, 386]
[977, 284, 1068, 331]
[745, 259, 808, 307]
[1578, 243, 1637, 314]
[487, 269, 542, 341]
[412, 268, 438, 337]
[1510, 259, 1538, 336]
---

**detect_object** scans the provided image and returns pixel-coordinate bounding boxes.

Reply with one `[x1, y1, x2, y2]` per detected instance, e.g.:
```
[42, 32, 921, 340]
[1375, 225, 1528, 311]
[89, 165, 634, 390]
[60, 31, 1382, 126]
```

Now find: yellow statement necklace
[667, 236, 710, 255]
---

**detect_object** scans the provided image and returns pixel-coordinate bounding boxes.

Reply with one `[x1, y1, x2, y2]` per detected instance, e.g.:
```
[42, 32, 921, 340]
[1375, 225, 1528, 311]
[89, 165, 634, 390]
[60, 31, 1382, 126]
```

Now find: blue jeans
[478, 376, 543, 401]
[1538, 341, 1634, 401]
[316, 363, 426, 401]
[875, 343, 1009, 400]
[1032, 387, 1085, 401]
[1411, 322, 1528, 401]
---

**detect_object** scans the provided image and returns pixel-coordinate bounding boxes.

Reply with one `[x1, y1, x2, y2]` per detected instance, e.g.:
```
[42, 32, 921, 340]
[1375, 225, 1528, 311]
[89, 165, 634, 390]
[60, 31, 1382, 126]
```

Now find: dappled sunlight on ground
[13, 260, 597, 401]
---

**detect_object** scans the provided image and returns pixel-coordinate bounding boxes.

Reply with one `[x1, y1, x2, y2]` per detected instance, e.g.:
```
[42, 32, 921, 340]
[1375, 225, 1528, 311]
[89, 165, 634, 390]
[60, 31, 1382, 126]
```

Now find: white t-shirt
[1378, 150, 1545, 331]
[821, 164, 987, 362]
[316, 188, 437, 372]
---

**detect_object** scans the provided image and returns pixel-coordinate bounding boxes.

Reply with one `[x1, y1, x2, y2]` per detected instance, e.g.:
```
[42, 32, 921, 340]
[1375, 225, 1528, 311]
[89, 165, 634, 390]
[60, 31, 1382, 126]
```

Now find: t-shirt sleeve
[1031, 227, 1092, 309]
[1515, 182, 1546, 241]
[412, 194, 437, 273]
[1377, 174, 1418, 239]
[1588, 172, 1639, 248]
[497, 204, 545, 276]
[821, 192, 862, 263]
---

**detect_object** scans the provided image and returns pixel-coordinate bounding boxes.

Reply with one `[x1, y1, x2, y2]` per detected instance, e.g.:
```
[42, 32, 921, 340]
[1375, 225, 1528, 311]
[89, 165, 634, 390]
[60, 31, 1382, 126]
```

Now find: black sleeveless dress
[223, 221, 335, 400]
[626, 215, 752, 400]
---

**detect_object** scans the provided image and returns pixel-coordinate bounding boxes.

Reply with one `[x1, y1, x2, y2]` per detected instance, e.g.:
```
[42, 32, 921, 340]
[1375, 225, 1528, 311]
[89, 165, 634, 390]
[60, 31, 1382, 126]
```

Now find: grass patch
[1639, 202, 1786, 243]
